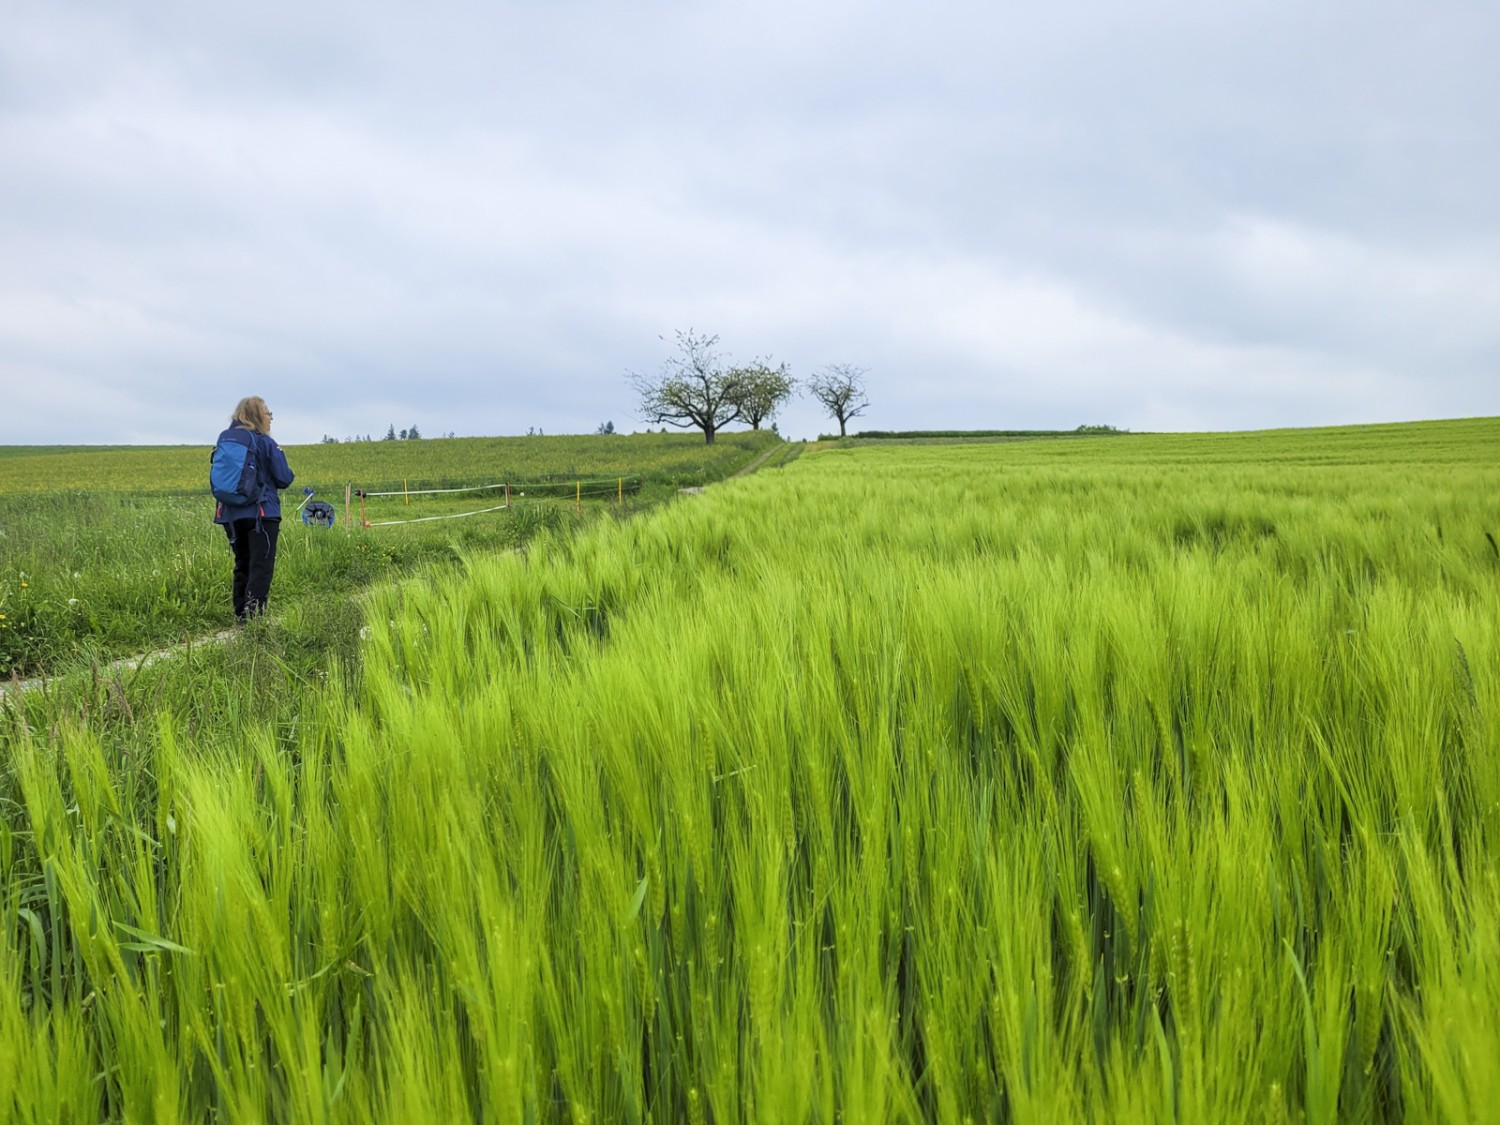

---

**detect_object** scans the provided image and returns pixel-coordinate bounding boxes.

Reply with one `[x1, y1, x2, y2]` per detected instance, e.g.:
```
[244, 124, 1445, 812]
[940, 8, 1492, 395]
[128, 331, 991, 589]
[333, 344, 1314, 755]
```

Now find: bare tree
[629, 330, 745, 444]
[806, 364, 869, 437]
[728, 360, 795, 430]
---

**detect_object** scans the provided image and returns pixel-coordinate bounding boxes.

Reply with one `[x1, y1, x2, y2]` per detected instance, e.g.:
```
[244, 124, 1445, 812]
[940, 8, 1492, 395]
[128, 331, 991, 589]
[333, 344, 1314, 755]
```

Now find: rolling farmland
[2, 418, 1498, 1122]
[0, 431, 779, 676]
[0, 431, 779, 496]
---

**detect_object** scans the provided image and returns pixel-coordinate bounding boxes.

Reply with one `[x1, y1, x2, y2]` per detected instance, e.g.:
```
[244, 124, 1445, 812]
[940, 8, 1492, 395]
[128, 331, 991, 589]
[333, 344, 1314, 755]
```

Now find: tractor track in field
[730, 443, 785, 477]
[679, 441, 799, 494]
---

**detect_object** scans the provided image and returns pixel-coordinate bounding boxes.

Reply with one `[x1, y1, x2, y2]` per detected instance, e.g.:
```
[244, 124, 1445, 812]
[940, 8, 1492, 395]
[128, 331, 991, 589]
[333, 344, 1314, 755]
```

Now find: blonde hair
[232, 396, 272, 435]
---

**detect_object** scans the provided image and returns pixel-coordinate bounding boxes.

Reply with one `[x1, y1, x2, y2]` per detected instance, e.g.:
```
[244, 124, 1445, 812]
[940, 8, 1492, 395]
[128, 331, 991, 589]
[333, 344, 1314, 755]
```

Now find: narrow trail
[3, 630, 239, 699]
[680, 440, 795, 494]
[729, 442, 785, 478]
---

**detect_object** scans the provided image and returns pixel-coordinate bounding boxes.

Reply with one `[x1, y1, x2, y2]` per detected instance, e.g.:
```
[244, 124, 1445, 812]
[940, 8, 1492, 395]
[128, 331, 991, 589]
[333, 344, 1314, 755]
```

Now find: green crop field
[0, 431, 778, 496]
[0, 432, 779, 677]
[2, 417, 1498, 1122]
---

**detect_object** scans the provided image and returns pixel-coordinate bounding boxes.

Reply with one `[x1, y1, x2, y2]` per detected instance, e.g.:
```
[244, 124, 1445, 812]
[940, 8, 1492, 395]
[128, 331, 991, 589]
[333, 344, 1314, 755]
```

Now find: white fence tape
[366, 502, 512, 527]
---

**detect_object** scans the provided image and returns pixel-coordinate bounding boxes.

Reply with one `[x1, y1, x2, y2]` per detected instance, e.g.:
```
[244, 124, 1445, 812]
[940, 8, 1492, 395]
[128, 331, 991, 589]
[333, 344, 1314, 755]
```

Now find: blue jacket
[213, 423, 295, 524]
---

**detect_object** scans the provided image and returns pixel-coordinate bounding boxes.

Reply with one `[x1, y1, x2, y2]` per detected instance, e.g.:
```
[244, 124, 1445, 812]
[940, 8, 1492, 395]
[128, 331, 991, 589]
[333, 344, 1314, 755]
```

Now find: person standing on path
[213, 396, 295, 623]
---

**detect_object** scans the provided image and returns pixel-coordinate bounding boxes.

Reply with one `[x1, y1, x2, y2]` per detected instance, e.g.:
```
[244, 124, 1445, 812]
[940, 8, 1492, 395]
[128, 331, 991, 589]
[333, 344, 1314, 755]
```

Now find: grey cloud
[1, 0, 1496, 445]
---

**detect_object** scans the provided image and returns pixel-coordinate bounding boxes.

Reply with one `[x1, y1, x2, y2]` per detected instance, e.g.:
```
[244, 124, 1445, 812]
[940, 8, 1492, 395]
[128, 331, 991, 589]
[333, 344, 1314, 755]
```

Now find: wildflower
[68, 598, 79, 606]
[18, 581, 26, 589]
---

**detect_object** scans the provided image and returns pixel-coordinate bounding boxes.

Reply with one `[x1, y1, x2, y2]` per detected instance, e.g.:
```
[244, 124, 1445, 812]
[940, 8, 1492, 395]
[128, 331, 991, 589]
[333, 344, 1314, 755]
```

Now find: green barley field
[2, 417, 1498, 1122]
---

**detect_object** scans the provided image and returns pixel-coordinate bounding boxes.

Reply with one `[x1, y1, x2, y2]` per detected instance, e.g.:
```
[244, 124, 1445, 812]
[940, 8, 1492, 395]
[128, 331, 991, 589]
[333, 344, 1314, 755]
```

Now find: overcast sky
[2, 0, 1496, 445]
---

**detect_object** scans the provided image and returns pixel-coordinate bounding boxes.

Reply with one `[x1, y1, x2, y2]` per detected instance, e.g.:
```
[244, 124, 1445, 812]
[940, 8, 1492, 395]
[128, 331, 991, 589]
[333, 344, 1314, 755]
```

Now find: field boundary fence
[337, 476, 644, 528]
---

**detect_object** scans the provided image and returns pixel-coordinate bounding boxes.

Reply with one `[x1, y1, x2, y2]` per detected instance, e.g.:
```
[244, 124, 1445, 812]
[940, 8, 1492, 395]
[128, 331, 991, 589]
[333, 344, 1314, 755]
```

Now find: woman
[212, 396, 295, 622]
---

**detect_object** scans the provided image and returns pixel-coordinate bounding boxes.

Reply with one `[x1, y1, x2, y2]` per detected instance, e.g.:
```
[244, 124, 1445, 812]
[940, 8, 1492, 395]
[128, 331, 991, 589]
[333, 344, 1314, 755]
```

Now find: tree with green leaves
[628, 330, 746, 445]
[728, 360, 795, 430]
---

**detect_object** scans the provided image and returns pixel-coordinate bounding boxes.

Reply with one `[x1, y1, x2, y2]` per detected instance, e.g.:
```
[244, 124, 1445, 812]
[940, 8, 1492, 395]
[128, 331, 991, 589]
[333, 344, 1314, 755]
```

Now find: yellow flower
[17, 582, 25, 589]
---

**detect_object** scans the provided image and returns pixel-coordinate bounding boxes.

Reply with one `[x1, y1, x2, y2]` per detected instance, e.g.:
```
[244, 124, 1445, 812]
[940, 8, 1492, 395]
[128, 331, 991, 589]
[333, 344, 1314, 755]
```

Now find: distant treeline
[850, 425, 1129, 440]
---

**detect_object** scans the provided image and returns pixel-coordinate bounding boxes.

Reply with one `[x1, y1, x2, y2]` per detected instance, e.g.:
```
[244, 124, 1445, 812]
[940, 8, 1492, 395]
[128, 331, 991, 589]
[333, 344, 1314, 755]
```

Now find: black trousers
[224, 518, 281, 621]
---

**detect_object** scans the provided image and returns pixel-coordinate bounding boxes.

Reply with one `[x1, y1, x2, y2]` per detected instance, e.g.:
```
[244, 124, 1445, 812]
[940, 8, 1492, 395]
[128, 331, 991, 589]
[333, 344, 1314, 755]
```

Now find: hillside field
[0, 431, 779, 677]
[2, 417, 1498, 1122]
[0, 431, 780, 496]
